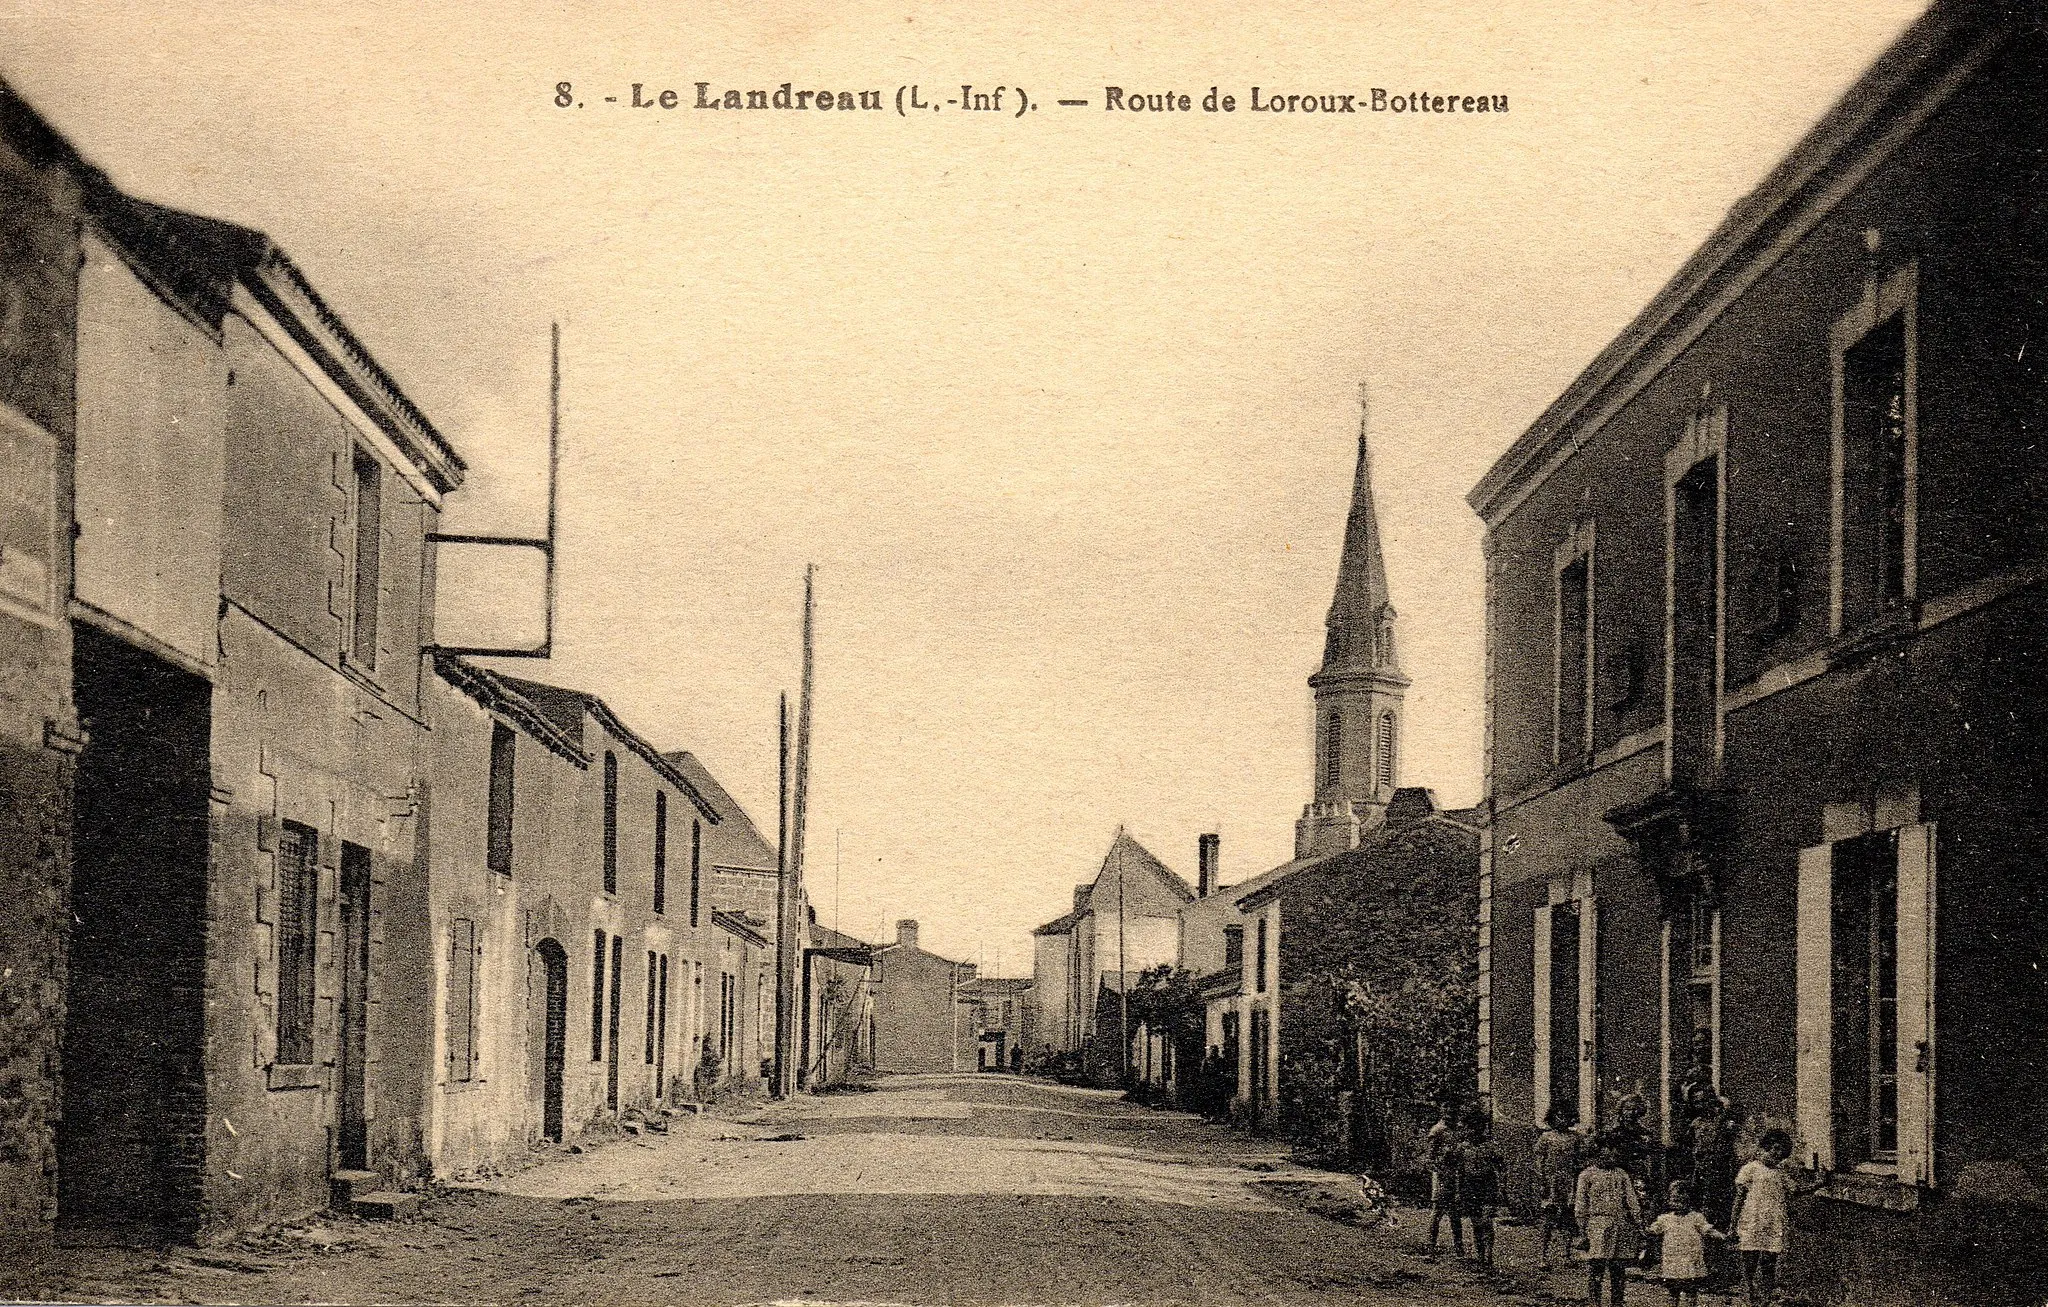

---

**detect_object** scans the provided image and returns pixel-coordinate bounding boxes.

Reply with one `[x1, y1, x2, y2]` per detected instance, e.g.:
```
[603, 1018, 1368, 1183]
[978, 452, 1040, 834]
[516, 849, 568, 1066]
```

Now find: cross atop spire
[1321, 386, 1395, 674]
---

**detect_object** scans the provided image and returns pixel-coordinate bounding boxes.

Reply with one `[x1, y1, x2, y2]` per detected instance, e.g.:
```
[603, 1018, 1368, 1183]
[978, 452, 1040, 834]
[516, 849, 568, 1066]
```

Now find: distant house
[872, 920, 973, 1074]
[1029, 829, 1194, 1084]
[959, 976, 1033, 1072]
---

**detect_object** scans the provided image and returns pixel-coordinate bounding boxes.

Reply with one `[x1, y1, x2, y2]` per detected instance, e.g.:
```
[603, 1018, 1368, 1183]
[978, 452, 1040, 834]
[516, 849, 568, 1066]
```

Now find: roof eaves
[1467, 2, 2011, 526]
[432, 652, 591, 768]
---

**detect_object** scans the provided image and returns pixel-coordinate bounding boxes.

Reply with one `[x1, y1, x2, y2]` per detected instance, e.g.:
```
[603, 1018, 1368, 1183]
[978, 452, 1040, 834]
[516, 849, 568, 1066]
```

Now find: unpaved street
[13, 1075, 1577, 1305]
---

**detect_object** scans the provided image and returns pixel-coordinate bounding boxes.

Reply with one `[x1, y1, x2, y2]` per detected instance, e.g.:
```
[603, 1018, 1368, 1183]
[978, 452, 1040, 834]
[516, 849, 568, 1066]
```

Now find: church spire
[1297, 383, 1410, 861]
[1321, 385, 1396, 674]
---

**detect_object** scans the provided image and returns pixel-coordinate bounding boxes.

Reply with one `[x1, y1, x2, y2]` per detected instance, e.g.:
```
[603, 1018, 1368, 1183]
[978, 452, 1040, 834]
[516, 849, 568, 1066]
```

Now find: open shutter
[1577, 892, 1599, 1129]
[1533, 903, 1553, 1122]
[1795, 844, 1834, 1170]
[1895, 822, 1936, 1186]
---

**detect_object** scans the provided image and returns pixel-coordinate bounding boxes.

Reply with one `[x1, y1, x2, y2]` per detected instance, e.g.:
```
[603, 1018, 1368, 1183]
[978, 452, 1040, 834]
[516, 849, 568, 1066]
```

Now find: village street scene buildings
[2, 3, 2046, 1305]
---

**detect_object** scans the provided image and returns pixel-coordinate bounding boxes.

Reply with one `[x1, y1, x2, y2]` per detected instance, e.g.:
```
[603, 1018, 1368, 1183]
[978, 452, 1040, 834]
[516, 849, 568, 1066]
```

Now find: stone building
[0, 79, 471, 1246]
[483, 674, 744, 1108]
[1237, 789, 1478, 1169]
[872, 919, 973, 1074]
[1471, 4, 2048, 1300]
[1028, 830, 1193, 1083]
[0, 81, 86, 1260]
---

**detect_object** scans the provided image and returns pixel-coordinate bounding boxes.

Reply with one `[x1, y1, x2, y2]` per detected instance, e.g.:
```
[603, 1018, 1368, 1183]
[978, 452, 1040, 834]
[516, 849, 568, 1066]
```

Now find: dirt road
[12, 1074, 1578, 1305]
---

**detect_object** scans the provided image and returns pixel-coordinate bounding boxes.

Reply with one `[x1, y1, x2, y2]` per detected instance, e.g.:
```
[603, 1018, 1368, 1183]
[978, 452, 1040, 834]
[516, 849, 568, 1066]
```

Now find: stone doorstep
[349, 1191, 422, 1221]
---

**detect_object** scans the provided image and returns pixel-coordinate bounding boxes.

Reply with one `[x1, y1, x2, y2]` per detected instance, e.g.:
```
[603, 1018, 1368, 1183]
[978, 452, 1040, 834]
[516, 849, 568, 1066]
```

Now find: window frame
[1829, 260, 1920, 637]
[274, 820, 321, 1067]
[1663, 406, 1727, 783]
[347, 445, 383, 672]
[487, 721, 516, 876]
[1551, 521, 1597, 766]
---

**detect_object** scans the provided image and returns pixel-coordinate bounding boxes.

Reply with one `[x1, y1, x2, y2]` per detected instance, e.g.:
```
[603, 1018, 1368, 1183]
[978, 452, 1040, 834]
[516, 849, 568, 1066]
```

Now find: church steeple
[1297, 386, 1411, 861]
[1321, 391, 1398, 676]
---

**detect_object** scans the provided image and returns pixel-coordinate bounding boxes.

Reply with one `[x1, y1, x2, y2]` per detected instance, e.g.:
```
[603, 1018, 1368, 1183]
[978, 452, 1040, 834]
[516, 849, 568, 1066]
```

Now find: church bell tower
[1296, 388, 1410, 860]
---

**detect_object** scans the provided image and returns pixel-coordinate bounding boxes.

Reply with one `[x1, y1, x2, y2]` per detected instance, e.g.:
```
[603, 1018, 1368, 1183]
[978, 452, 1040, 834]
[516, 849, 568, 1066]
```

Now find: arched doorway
[535, 939, 569, 1143]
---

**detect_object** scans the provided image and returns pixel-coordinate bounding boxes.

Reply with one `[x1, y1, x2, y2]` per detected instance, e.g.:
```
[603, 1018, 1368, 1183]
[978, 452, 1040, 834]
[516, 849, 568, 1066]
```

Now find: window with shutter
[275, 822, 320, 1066]
[447, 918, 477, 1082]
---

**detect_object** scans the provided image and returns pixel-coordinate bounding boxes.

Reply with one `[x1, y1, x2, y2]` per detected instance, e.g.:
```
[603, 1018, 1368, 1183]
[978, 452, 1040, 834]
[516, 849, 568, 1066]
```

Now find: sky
[1, 0, 1928, 974]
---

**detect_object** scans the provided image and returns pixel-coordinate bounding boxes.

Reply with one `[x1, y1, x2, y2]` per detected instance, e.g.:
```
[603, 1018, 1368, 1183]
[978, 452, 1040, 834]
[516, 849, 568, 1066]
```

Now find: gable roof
[663, 749, 776, 866]
[1031, 886, 1092, 937]
[491, 673, 721, 823]
[1094, 828, 1196, 905]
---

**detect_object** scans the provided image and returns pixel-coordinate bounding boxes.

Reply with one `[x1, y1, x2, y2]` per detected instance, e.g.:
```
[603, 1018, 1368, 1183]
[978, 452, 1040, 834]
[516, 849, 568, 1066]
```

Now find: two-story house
[1472, 4, 2048, 1301]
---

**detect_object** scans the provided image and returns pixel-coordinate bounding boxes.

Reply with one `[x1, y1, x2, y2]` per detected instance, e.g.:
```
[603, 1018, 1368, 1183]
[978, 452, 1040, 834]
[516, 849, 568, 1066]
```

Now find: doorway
[59, 623, 212, 1242]
[336, 844, 372, 1171]
[536, 940, 568, 1142]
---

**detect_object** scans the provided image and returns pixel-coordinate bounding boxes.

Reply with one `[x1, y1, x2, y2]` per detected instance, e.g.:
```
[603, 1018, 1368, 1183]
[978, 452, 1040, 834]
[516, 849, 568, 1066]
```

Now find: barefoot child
[1646, 1182, 1723, 1307]
[1574, 1144, 1643, 1306]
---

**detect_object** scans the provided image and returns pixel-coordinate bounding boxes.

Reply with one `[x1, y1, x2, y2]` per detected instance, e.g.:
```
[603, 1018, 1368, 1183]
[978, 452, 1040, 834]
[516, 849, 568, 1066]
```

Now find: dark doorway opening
[336, 844, 372, 1171]
[59, 622, 212, 1244]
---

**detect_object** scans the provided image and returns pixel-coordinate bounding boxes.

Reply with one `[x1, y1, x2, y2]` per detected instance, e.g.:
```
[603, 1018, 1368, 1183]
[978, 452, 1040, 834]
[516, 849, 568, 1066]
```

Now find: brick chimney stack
[1197, 833, 1220, 898]
[896, 919, 919, 950]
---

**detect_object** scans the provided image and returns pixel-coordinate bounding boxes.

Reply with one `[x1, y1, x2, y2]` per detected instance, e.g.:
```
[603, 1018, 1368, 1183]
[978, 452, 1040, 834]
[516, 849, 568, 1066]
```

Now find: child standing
[1534, 1102, 1583, 1271]
[1574, 1144, 1643, 1306]
[1425, 1099, 1466, 1259]
[1727, 1129, 1796, 1306]
[1646, 1182, 1723, 1307]
[1455, 1108, 1504, 1270]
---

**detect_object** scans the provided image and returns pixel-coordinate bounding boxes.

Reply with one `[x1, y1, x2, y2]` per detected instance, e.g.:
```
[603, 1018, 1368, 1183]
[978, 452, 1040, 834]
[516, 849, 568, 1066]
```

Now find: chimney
[1073, 885, 1089, 913]
[1197, 833, 1220, 898]
[896, 918, 919, 950]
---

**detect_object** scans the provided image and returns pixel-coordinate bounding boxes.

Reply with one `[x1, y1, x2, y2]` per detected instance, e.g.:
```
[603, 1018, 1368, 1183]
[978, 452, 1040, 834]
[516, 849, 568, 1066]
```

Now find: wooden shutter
[448, 919, 477, 1081]
[1532, 903, 1552, 1122]
[1795, 843, 1834, 1169]
[1577, 892, 1599, 1129]
[1895, 822, 1936, 1185]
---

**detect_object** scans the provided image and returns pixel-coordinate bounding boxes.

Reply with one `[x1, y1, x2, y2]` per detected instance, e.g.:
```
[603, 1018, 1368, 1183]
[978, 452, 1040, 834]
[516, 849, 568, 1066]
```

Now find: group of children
[1427, 1098, 1802, 1306]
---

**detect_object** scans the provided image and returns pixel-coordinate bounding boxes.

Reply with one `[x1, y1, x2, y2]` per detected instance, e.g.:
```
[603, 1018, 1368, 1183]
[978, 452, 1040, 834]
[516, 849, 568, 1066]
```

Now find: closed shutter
[448, 919, 477, 1081]
[1577, 892, 1599, 1129]
[1795, 843, 1834, 1170]
[1533, 903, 1553, 1122]
[1895, 822, 1936, 1185]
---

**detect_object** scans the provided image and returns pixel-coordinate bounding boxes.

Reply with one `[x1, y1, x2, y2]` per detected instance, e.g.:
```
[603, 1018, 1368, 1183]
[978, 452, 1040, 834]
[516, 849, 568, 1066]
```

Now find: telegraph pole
[773, 566, 817, 1100]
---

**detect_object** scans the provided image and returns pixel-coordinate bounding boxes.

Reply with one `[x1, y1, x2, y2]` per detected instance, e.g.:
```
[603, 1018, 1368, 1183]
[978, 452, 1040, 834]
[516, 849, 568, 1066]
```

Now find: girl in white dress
[1647, 1181, 1723, 1307]
[1727, 1129, 1795, 1305]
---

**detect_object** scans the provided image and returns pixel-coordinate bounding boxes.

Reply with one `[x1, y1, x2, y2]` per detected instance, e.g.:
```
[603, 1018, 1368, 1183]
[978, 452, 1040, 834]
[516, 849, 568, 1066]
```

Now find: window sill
[1814, 1167, 1928, 1212]
[266, 1062, 327, 1092]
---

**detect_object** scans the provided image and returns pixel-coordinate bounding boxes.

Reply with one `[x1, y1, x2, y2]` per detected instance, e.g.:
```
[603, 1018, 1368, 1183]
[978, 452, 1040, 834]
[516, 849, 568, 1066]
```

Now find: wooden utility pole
[773, 567, 816, 1099]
